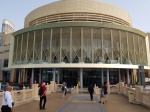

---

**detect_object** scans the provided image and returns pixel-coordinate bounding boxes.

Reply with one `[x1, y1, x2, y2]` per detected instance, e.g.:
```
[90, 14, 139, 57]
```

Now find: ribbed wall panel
[13, 27, 147, 65]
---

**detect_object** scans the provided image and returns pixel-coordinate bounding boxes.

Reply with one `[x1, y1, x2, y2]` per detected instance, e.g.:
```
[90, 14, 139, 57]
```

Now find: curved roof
[3, 19, 15, 30]
[25, 0, 132, 27]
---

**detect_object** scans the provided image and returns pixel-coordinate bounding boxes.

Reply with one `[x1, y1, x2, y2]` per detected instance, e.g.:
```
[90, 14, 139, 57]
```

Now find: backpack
[38, 87, 44, 96]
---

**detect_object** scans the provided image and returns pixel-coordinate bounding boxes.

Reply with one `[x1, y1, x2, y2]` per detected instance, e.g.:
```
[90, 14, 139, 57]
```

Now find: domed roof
[25, 0, 132, 27]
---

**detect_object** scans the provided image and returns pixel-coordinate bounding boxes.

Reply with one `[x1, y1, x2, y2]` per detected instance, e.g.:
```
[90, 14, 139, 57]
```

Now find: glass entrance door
[61, 69, 79, 87]
[83, 69, 102, 87]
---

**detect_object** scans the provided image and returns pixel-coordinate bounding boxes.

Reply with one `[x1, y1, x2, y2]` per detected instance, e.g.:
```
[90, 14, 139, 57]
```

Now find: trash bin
[128, 91, 135, 102]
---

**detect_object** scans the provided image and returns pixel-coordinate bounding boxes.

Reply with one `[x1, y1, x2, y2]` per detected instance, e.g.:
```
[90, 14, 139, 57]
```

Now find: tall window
[3, 59, 8, 67]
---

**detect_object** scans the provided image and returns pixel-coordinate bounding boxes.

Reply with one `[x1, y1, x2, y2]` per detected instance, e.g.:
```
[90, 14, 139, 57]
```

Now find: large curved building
[9, 0, 150, 87]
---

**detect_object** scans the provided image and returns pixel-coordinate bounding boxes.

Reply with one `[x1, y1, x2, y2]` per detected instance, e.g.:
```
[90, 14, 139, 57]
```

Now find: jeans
[1, 106, 11, 112]
[39, 96, 46, 109]
[90, 93, 93, 101]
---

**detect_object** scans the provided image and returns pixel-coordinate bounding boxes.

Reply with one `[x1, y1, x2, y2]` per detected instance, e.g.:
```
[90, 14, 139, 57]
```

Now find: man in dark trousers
[1, 86, 14, 112]
[88, 84, 94, 101]
[39, 82, 47, 110]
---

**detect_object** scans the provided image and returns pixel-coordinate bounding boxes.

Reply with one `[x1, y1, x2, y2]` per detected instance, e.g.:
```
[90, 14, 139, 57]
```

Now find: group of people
[1, 81, 107, 112]
[88, 82, 108, 104]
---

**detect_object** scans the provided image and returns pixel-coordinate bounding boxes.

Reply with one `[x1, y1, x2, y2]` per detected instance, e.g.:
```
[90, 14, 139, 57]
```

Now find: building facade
[0, 19, 14, 82]
[9, 0, 150, 87]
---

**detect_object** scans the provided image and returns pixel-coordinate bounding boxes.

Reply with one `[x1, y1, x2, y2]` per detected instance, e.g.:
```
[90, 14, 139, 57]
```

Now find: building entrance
[83, 69, 102, 87]
[61, 69, 79, 87]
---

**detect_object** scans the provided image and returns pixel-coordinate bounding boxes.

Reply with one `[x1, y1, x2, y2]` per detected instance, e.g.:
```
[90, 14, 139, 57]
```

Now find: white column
[53, 69, 56, 82]
[107, 68, 109, 84]
[101, 69, 104, 85]
[127, 69, 130, 85]
[31, 68, 34, 84]
[80, 68, 83, 88]
[119, 69, 121, 82]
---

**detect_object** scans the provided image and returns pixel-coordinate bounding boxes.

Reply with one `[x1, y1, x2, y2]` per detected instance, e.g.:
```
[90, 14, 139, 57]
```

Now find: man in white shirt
[1, 86, 14, 112]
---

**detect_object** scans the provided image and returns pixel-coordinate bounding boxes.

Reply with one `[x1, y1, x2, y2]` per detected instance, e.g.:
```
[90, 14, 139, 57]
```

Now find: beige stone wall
[0, 32, 12, 45]
[0, 32, 12, 80]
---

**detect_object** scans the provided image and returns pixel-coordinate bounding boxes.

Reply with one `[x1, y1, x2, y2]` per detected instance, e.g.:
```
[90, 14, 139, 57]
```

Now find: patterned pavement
[56, 95, 103, 112]
[13, 93, 150, 112]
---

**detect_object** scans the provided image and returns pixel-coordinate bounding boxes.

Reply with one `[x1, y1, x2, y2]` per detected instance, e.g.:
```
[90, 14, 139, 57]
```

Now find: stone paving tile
[70, 95, 99, 102]
[13, 92, 72, 112]
[13, 93, 150, 112]
[102, 94, 150, 112]
[56, 102, 103, 112]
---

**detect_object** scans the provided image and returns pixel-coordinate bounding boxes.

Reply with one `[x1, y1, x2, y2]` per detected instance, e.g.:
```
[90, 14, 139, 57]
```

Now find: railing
[0, 82, 149, 109]
[0, 81, 57, 109]
[140, 92, 150, 107]
[111, 82, 150, 108]
[109, 85, 118, 94]
[12, 88, 34, 106]
[55, 84, 63, 92]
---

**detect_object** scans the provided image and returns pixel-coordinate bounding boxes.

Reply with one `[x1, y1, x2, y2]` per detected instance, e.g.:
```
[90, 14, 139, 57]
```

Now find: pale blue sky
[0, 0, 150, 32]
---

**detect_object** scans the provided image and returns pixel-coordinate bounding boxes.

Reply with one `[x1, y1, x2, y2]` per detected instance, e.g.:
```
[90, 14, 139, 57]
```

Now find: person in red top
[39, 82, 47, 110]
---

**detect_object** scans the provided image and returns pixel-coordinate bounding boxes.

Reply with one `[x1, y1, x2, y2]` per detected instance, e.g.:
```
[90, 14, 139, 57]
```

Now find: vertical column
[126, 32, 130, 62]
[32, 68, 34, 84]
[119, 69, 121, 82]
[16, 37, 19, 62]
[107, 68, 109, 84]
[133, 33, 136, 64]
[101, 68, 104, 85]
[111, 29, 113, 60]
[53, 68, 56, 82]
[70, 27, 72, 63]
[20, 34, 23, 62]
[127, 69, 130, 85]
[50, 29, 52, 63]
[25, 32, 29, 63]
[101, 28, 104, 62]
[80, 68, 83, 88]
[138, 35, 141, 63]
[91, 28, 94, 63]
[32, 31, 36, 62]
[60, 28, 62, 62]
[119, 30, 122, 63]
[41, 30, 44, 62]
[81, 27, 83, 62]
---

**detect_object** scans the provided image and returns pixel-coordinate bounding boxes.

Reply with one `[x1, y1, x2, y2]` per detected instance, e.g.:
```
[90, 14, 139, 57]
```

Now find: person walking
[62, 82, 67, 98]
[1, 86, 14, 112]
[103, 82, 108, 103]
[88, 84, 94, 101]
[99, 87, 105, 104]
[39, 82, 47, 110]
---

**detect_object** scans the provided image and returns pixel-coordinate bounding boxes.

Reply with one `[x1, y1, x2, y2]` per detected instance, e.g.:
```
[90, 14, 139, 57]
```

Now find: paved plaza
[13, 93, 150, 112]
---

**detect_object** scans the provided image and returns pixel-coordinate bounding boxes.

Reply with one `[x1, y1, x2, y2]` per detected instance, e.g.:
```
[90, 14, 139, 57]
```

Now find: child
[99, 87, 105, 104]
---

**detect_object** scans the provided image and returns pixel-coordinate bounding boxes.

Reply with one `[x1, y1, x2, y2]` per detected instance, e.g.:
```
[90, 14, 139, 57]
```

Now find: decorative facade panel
[13, 27, 148, 66]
